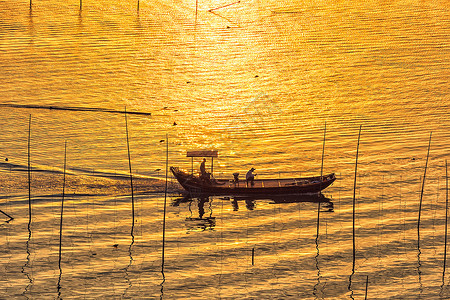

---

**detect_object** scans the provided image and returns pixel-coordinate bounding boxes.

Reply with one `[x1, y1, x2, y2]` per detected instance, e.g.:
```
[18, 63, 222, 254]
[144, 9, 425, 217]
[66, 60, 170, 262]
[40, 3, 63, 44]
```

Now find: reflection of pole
[418, 132, 432, 244]
[162, 134, 169, 273]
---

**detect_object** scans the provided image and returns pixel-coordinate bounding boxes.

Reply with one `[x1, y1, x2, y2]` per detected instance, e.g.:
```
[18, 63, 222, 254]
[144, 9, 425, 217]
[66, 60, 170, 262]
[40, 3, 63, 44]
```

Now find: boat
[170, 150, 336, 196]
[170, 167, 336, 196]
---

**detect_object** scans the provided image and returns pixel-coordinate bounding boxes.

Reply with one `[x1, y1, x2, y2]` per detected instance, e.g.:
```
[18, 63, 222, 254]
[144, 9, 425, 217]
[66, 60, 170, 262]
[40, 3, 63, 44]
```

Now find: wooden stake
[418, 132, 432, 242]
[58, 141, 67, 270]
[365, 275, 369, 300]
[352, 125, 362, 269]
[208, 0, 240, 12]
[320, 122, 327, 179]
[162, 134, 169, 273]
[317, 122, 326, 239]
[27, 115, 32, 229]
[443, 160, 449, 283]
[348, 125, 361, 295]
[252, 247, 254, 265]
[195, 0, 198, 24]
[125, 107, 135, 236]
[0, 209, 13, 221]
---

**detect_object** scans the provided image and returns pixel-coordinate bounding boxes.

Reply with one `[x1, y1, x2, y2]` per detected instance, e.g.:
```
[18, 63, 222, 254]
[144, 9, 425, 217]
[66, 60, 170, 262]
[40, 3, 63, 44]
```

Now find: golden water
[0, 0, 449, 298]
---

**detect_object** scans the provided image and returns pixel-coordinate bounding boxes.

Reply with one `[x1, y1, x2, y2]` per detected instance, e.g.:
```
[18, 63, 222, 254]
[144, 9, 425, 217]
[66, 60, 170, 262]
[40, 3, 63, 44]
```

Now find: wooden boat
[170, 167, 336, 196]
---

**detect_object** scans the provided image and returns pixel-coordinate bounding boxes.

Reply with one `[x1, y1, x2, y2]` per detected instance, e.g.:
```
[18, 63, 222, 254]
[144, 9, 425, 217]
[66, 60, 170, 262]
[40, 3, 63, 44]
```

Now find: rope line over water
[0, 104, 152, 116]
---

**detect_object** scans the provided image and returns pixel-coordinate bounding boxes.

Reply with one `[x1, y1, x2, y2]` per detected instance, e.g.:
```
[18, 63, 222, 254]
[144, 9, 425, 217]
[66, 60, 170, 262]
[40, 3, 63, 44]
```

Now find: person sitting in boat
[246, 168, 256, 186]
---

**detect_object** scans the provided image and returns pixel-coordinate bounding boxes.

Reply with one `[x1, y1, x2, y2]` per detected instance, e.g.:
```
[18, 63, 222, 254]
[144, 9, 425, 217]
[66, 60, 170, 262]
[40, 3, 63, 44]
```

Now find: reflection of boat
[171, 167, 336, 196]
[232, 193, 332, 204]
[231, 193, 334, 212]
[175, 197, 216, 232]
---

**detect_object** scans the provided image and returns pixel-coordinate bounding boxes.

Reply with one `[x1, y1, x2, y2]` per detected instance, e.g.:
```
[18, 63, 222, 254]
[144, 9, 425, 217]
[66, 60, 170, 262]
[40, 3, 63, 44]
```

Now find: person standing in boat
[246, 168, 256, 186]
[200, 158, 211, 182]
[200, 158, 207, 176]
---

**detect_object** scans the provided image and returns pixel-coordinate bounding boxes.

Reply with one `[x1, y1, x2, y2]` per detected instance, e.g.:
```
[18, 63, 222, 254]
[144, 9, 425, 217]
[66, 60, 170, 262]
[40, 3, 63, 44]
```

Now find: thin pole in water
[27, 115, 32, 229]
[352, 125, 362, 273]
[443, 160, 449, 283]
[320, 122, 327, 178]
[0, 209, 13, 221]
[317, 122, 326, 239]
[125, 107, 135, 236]
[58, 141, 67, 270]
[208, 0, 240, 12]
[418, 132, 432, 243]
[195, 0, 198, 24]
[365, 275, 369, 300]
[162, 134, 169, 273]
[252, 247, 255, 266]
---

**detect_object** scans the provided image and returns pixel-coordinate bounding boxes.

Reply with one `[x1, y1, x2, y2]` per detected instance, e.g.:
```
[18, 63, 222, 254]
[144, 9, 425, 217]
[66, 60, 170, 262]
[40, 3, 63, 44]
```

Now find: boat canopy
[186, 150, 218, 158]
[186, 150, 218, 175]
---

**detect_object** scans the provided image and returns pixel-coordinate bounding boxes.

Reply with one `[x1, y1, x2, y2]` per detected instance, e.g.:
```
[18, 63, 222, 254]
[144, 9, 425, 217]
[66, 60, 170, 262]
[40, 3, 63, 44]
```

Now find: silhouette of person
[246, 168, 256, 186]
[200, 158, 207, 176]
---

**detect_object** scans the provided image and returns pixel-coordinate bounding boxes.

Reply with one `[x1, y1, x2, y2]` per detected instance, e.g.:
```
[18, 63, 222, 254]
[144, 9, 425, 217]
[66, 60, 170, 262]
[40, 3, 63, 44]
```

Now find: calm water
[1, 0, 449, 298]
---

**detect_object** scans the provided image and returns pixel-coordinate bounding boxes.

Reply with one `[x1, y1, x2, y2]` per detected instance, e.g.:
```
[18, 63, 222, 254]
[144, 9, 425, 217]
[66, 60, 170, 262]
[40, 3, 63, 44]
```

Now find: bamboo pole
[208, 0, 240, 12]
[252, 247, 254, 266]
[161, 134, 169, 274]
[125, 107, 135, 236]
[58, 141, 67, 270]
[418, 132, 432, 242]
[348, 125, 362, 294]
[352, 125, 362, 269]
[195, 0, 198, 24]
[443, 160, 449, 283]
[27, 115, 32, 229]
[317, 122, 326, 239]
[320, 122, 326, 179]
[0, 209, 13, 221]
[364, 275, 369, 300]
